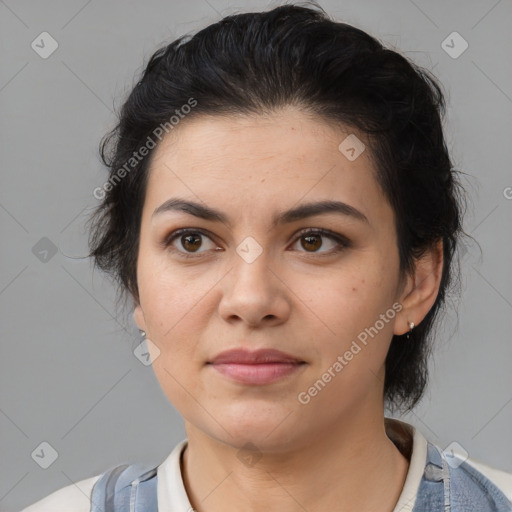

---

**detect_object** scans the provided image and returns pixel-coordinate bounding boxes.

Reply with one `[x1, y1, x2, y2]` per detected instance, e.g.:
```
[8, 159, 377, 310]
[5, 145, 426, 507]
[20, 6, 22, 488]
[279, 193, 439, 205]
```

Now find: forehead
[149, 109, 370, 173]
[143, 108, 391, 226]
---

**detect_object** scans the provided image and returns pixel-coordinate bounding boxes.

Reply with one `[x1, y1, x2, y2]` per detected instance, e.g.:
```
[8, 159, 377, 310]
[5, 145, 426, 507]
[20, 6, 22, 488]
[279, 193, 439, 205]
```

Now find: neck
[181, 410, 410, 512]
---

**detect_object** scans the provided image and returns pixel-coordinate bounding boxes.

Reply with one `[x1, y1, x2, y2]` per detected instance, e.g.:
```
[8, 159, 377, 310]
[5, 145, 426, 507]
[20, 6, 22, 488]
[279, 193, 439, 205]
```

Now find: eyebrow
[152, 198, 369, 227]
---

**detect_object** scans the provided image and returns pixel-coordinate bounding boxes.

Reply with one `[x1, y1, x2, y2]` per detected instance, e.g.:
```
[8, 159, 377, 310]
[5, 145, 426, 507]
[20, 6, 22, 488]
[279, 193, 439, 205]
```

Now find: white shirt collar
[388, 418, 428, 511]
[157, 418, 428, 511]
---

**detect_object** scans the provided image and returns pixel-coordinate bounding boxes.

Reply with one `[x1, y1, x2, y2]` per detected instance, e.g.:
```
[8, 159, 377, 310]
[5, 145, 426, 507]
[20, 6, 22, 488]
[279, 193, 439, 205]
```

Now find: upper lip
[208, 348, 304, 365]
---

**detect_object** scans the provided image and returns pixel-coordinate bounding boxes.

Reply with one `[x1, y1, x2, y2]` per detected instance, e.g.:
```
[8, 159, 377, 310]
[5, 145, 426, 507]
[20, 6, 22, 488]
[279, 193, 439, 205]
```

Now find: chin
[210, 405, 304, 450]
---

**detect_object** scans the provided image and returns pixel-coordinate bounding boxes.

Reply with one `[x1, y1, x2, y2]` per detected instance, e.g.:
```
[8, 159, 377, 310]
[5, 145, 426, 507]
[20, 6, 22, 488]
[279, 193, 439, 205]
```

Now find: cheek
[139, 258, 210, 333]
[139, 272, 208, 384]
[304, 261, 394, 324]
[151, 358, 213, 432]
[145, 277, 211, 412]
[294, 275, 397, 414]
[297, 258, 398, 363]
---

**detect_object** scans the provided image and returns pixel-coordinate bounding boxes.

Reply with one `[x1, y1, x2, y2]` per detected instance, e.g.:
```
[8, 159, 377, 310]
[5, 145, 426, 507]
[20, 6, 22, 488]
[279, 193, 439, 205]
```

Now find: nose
[217, 248, 291, 328]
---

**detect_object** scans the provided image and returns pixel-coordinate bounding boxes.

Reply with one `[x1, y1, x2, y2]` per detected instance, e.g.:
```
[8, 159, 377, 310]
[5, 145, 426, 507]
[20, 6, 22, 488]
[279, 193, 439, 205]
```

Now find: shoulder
[20, 474, 101, 512]
[463, 456, 512, 504]
[386, 418, 512, 511]
[430, 442, 512, 510]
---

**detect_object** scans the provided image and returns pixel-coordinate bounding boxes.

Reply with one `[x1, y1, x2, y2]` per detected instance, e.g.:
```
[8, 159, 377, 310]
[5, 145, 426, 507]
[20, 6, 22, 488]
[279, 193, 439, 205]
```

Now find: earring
[406, 321, 414, 340]
[139, 329, 146, 338]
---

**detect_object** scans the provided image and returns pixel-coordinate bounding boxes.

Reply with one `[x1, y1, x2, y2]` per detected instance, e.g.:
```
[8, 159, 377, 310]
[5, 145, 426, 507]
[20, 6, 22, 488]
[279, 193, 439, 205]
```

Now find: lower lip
[209, 362, 305, 385]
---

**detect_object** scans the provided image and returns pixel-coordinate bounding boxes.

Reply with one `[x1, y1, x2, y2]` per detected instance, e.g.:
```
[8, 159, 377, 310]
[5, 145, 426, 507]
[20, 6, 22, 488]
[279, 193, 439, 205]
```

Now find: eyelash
[161, 228, 351, 259]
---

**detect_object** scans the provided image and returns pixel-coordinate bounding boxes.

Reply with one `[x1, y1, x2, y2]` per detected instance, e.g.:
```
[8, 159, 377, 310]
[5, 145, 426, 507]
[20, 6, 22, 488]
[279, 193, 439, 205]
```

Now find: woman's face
[134, 107, 410, 451]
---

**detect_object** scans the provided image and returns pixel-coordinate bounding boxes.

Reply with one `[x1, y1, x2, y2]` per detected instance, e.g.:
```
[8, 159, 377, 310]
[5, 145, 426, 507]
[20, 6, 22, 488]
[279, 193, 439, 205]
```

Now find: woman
[22, 3, 512, 511]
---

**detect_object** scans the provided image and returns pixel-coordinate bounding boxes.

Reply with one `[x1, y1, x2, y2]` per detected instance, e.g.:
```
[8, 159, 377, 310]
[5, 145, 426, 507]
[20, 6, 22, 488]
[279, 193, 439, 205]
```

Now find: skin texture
[134, 107, 443, 512]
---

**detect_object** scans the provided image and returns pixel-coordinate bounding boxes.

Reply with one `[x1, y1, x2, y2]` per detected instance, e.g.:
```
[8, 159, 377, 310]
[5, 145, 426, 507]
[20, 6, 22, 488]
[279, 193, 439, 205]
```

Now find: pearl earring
[406, 321, 414, 339]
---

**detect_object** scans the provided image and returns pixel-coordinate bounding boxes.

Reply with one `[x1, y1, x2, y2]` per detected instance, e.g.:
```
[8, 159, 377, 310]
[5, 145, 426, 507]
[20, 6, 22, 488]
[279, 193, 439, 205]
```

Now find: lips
[207, 348, 306, 385]
[208, 348, 304, 365]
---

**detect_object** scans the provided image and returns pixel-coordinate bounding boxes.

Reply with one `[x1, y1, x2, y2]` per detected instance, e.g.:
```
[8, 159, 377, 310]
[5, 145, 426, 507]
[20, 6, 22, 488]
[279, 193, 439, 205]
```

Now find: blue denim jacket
[90, 441, 512, 511]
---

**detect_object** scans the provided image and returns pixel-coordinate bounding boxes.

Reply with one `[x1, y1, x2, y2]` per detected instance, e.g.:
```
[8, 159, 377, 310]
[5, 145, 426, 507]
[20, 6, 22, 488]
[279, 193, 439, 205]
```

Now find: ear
[133, 303, 147, 332]
[394, 240, 444, 336]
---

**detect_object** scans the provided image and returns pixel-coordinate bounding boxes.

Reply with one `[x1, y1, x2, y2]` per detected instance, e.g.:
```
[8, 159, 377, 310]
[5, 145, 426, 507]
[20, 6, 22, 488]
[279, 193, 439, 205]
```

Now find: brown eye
[301, 234, 323, 252]
[163, 229, 219, 258]
[181, 233, 202, 252]
[292, 228, 350, 255]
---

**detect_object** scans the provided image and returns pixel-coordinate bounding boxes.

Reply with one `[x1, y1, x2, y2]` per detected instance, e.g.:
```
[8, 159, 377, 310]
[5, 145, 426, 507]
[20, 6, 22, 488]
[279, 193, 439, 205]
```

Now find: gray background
[1, 0, 511, 510]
